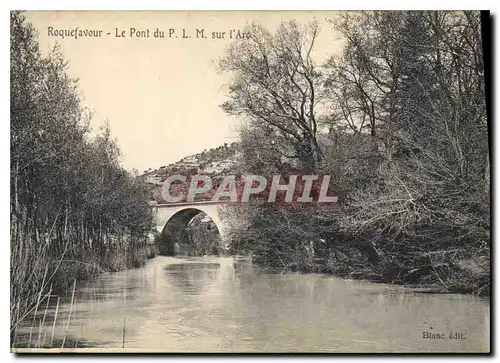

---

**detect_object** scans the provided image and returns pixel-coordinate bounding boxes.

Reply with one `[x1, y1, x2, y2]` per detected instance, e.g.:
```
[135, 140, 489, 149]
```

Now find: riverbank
[224, 203, 490, 298]
[10, 239, 159, 348]
[254, 260, 489, 297]
[10, 12, 157, 344]
[248, 246, 490, 298]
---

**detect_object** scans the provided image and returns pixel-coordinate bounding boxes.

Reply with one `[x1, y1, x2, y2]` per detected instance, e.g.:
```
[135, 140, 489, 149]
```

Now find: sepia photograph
[9, 10, 491, 354]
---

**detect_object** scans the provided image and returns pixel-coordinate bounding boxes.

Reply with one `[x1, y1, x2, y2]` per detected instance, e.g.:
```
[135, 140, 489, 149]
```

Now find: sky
[25, 11, 343, 173]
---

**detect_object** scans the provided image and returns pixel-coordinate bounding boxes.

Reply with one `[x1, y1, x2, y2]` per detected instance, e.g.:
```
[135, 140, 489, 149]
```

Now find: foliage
[220, 11, 489, 296]
[10, 11, 154, 339]
[178, 214, 223, 256]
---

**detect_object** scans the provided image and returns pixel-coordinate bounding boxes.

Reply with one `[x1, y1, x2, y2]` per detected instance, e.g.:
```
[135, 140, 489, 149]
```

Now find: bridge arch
[151, 202, 226, 256]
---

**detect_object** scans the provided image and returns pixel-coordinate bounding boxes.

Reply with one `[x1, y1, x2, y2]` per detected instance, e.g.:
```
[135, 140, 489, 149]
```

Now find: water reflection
[164, 263, 220, 296]
[16, 256, 490, 353]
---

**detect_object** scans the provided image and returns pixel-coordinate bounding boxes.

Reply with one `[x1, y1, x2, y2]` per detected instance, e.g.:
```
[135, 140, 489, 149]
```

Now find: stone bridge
[149, 201, 227, 255]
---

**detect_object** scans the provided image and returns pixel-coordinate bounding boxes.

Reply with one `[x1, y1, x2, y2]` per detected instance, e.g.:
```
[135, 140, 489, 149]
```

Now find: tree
[325, 11, 489, 293]
[220, 21, 325, 172]
[10, 12, 154, 342]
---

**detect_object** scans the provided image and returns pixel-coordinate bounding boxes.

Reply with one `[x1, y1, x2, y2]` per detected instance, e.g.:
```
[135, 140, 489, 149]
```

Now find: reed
[36, 287, 52, 348]
[61, 279, 76, 348]
[50, 296, 60, 347]
[122, 317, 126, 349]
[27, 267, 48, 348]
[11, 301, 20, 348]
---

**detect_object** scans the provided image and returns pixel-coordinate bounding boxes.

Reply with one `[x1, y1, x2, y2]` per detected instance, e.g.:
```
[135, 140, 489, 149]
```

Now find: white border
[4, 1, 499, 10]
[1, 2, 496, 362]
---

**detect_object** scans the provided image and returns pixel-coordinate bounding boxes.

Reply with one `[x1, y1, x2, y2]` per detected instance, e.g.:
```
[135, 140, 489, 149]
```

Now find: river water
[16, 256, 490, 353]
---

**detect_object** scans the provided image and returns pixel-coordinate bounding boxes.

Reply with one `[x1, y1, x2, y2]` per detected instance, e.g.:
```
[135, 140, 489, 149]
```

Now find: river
[15, 256, 490, 353]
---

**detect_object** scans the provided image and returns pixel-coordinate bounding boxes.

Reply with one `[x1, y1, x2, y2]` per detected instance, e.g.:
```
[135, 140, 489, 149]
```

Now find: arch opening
[158, 208, 223, 256]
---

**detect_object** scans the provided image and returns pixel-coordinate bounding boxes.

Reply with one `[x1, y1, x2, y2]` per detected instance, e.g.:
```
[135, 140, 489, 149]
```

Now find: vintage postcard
[10, 10, 490, 353]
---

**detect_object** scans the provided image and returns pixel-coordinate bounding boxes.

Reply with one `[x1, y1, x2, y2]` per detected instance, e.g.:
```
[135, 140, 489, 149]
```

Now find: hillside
[138, 142, 242, 202]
